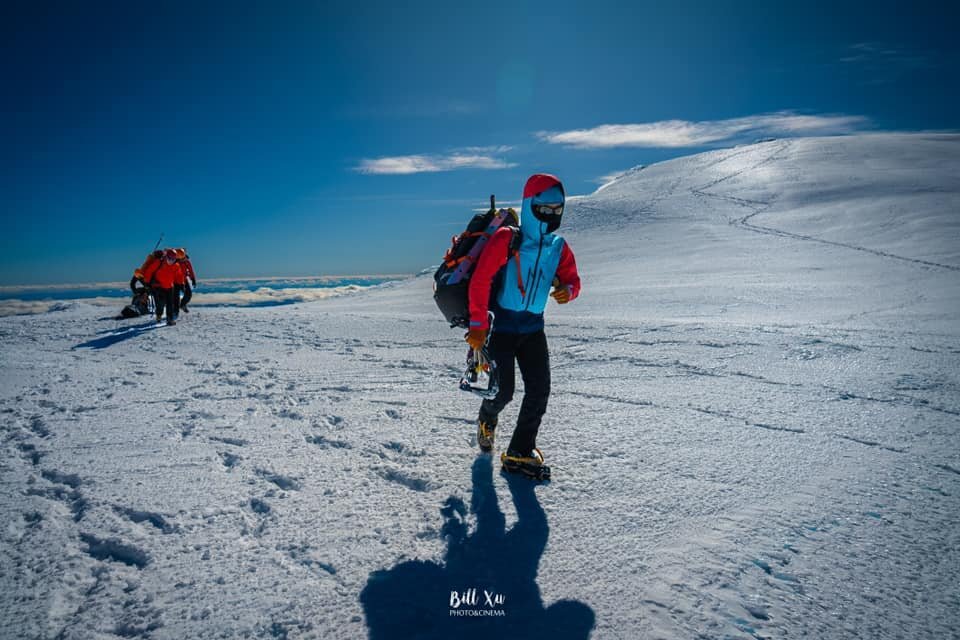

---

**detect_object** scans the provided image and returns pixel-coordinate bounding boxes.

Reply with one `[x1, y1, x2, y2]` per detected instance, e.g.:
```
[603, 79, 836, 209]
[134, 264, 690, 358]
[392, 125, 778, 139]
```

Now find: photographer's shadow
[361, 456, 595, 639]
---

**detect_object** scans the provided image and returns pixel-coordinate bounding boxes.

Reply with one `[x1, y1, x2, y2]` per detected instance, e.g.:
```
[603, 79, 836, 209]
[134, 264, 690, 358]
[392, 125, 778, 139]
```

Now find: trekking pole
[152, 234, 164, 252]
[490, 194, 495, 212]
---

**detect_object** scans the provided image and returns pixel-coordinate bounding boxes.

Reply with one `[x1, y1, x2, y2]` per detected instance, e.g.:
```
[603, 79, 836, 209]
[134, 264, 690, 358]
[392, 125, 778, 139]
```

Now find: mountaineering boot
[181, 304, 189, 313]
[477, 418, 497, 453]
[167, 318, 176, 326]
[501, 448, 550, 481]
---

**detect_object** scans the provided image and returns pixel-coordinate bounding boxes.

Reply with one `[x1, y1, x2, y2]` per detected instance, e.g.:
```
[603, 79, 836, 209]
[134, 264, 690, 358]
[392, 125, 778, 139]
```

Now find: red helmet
[164, 249, 177, 262]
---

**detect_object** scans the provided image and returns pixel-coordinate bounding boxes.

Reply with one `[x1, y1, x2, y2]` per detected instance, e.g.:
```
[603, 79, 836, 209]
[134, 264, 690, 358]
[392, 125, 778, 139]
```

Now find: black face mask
[532, 202, 563, 233]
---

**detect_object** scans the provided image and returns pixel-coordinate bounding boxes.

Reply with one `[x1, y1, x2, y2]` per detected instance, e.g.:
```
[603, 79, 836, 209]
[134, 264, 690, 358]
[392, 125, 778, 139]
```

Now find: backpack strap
[505, 226, 526, 299]
[506, 226, 521, 254]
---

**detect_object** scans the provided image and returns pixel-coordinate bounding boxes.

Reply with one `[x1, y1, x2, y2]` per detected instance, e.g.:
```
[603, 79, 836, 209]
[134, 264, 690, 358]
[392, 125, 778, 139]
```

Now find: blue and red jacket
[468, 174, 581, 333]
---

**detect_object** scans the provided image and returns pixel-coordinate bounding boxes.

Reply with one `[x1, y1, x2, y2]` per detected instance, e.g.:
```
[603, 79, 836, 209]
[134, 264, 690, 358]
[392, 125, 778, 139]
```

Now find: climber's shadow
[361, 456, 595, 639]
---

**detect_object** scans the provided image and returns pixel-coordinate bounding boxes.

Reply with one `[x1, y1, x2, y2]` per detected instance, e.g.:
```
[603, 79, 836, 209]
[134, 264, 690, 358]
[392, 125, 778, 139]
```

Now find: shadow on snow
[361, 456, 595, 639]
[73, 320, 162, 350]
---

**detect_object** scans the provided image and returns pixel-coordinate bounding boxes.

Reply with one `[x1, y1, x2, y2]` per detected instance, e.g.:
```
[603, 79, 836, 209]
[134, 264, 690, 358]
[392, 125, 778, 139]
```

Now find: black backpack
[118, 288, 151, 319]
[433, 196, 520, 328]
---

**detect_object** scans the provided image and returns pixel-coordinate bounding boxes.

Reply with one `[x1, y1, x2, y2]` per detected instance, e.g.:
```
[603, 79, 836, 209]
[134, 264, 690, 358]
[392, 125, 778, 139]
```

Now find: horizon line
[0, 273, 414, 292]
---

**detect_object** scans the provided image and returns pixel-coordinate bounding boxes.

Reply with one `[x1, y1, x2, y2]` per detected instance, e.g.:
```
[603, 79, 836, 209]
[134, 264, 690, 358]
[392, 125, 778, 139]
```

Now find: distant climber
[142, 248, 182, 326]
[116, 282, 152, 319]
[131, 249, 163, 294]
[176, 248, 197, 313]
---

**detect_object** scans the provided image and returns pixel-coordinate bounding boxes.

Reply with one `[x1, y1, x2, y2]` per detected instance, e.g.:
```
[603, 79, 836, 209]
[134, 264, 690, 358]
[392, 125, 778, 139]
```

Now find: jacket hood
[519, 173, 565, 241]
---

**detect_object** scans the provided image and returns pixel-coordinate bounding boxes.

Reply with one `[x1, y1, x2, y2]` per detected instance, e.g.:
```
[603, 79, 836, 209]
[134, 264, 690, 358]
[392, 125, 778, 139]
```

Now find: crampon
[459, 314, 499, 399]
[459, 346, 499, 399]
[500, 448, 551, 481]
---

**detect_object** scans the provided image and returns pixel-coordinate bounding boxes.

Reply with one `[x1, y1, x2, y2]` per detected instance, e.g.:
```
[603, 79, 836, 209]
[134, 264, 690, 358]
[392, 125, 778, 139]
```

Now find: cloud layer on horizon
[537, 112, 871, 149]
[0, 285, 383, 317]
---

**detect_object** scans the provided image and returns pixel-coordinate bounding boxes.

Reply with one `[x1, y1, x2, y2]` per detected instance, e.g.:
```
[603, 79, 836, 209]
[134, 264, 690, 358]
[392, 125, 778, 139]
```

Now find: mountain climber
[131, 249, 163, 293]
[466, 173, 581, 478]
[142, 248, 182, 325]
[176, 248, 197, 313]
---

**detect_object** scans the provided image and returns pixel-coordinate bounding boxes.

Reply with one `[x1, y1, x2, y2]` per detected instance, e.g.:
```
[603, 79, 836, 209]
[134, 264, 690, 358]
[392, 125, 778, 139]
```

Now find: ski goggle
[533, 203, 563, 217]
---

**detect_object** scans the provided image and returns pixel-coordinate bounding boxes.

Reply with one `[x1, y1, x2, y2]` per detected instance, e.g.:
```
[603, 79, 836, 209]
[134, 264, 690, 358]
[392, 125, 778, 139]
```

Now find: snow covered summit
[563, 133, 960, 330]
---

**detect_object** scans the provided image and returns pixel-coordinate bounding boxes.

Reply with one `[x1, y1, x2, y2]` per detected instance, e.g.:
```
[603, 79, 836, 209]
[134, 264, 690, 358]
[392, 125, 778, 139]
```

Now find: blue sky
[2, 0, 957, 285]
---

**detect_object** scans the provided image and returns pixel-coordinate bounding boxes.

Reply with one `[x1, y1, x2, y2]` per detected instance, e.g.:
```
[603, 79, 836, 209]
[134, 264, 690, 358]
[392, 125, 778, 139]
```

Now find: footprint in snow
[382, 441, 426, 458]
[219, 451, 242, 469]
[80, 533, 150, 569]
[276, 407, 304, 420]
[376, 466, 432, 492]
[18, 442, 44, 466]
[208, 436, 248, 447]
[255, 469, 301, 491]
[114, 506, 178, 534]
[305, 434, 352, 449]
[27, 416, 51, 438]
[250, 498, 271, 514]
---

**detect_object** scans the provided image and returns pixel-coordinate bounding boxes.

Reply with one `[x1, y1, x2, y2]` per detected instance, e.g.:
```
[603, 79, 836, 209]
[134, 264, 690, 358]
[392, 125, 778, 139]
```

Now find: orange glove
[465, 328, 488, 350]
[551, 282, 572, 304]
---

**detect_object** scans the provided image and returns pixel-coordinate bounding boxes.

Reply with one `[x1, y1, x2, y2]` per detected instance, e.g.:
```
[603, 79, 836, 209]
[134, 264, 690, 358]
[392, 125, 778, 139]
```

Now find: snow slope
[1, 134, 958, 639]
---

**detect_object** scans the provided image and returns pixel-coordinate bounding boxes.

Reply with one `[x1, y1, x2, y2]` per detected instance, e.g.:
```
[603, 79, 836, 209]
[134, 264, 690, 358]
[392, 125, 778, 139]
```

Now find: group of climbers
[125, 248, 198, 325]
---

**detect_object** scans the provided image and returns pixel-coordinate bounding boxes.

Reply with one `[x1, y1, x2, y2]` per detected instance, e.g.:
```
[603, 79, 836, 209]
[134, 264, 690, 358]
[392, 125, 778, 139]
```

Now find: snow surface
[1, 134, 959, 639]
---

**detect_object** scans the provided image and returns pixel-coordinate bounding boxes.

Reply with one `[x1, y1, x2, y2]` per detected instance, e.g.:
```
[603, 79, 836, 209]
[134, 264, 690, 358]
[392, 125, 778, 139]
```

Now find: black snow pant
[173, 284, 184, 316]
[180, 282, 193, 309]
[478, 329, 550, 456]
[154, 287, 175, 322]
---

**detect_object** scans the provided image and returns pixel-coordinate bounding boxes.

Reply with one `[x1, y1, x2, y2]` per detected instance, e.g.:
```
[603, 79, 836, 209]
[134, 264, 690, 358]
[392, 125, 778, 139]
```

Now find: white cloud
[0, 285, 385, 317]
[356, 155, 441, 175]
[356, 148, 517, 175]
[0, 300, 85, 317]
[537, 112, 871, 149]
[461, 145, 514, 154]
[191, 286, 368, 306]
